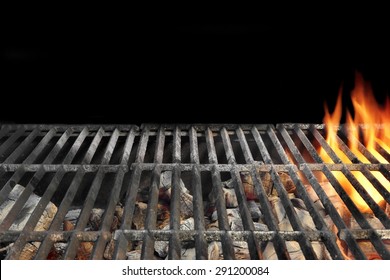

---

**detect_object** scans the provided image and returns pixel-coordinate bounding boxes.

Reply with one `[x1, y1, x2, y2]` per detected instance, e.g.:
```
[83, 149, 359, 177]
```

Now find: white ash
[0, 184, 57, 231]
[159, 171, 189, 194]
[247, 200, 262, 221]
[154, 217, 195, 258]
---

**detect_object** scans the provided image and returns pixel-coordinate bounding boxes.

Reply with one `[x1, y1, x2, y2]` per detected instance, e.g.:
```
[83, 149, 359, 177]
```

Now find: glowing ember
[320, 72, 390, 213]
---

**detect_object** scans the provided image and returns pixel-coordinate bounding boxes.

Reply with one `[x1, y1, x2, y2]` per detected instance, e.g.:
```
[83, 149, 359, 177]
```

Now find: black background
[2, 22, 389, 125]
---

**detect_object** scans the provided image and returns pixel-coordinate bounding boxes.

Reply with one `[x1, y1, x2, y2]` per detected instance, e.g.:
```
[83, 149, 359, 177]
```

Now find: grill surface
[0, 123, 389, 260]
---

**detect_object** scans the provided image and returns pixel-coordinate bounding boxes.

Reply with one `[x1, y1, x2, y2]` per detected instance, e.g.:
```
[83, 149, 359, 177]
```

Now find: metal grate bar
[168, 166, 182, 260]
[220, 127, 263, 259]
[92, 168, 126, 259]
[0, 129, 74, 232]
[141, 127, 166, 259]
[0, 126, 10, 142]
[119, 127, 137, 165]
[63, 127, 90, 164]
[191, 165, 208, 259]
[8, 129, 95, 259]
[63, 129, 119, 259]
[300, 163, 390, 172]
[3, 128, 40, 163]
[114, 229, 344, 243]
[375, 142, 390, 163]
[34, 170, 86, 259]
[135, 127, 150, 164]
[231, 168, 263, 259]
[341, 125, 389, 164]
[168, 127, 183, 259]
[6, 168, 66, 259]
[172, 126, 181, 164]
[63, 168, 105, 259]
[140, 166, 162, 259]
[220, 128, 236, 165]
[101, 128, 120, 165]
[236, 127, 254, 164]
[113, 166, 142, 259]
[334, 134, 390, 220]
[43, 128, 74, 164]
[0, 169, 25, 206]
[310, 125, 390, 259]
[91, 128, 137, 259]
[250, 126, 290, 259]
[210, 166, 236, 259]
[0, 164, 126, 173]
[0, 129, 59, 205]
[278, 125, 346, 259]
[0, 127, 25, 160]
[267, 126, 319, 259]
[114, 127, 150, 259]
[153, 127, 165, 164]
[205, 128, 218, 164]
[23, 128, 57, 164]
[81, 128, 105, 164]
[292, 124, 365, 258]
[0, 169, 46, 232]
[189, 127, 200, 164]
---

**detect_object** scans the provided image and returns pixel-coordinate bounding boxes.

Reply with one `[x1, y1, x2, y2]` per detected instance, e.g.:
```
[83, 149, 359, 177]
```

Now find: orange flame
[320, 72, 390, 213]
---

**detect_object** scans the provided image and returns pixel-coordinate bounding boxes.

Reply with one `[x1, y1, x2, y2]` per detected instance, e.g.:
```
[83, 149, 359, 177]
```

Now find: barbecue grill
[0, 123, 389, 260]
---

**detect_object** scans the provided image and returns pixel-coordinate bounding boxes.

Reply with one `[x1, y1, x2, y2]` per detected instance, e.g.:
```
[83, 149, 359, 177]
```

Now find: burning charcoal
[53, 242, 67, 257]
[233, 241, 248, 249]
[88, 208, 105, 231]
[257, 171, 296, 197]
[290, 198, 307, 211]
[210, 210, 218, 222]
[157, 203, 170, 229]
[234, 246, 250, 260]
[126, 250, 141, 260]
[386, 203, 390, 217]
[210, 208, 241, 223]
[230, 217, 244, 232]
[0, 184, 57, 260]
[266, 196, 330, 259]
[269, 197, 286, 223]
[64, 209, 81, 224]
[154, 239, 169, 258]
[179, 192, 194, 219]
[74, 242, 94, 260]
[180, 217, 195, 231]
[0, 184, 57, 231]
[240, 171, 258, 200]
[180, 247, 196, 260]
[247, 200, 262, 221]
[158, 171, 194, 219]
[133, 202, 148, 230]
[223, 188, 238, 208]
[278, 172, 297, 194]
[348, 213, 389, 260]
[206, 220, 219, 231]
[154, 217, 195, 258]
[208, 241, 220, 260]
[61, 218, 95, 260]
[254, 222, 269, 231]
[104, 239, 115, 260]
[240, 170, 297, 200]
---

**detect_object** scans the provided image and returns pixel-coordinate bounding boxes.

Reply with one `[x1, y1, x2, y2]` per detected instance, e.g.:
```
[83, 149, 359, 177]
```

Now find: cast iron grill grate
[0, 123, 389, 260]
